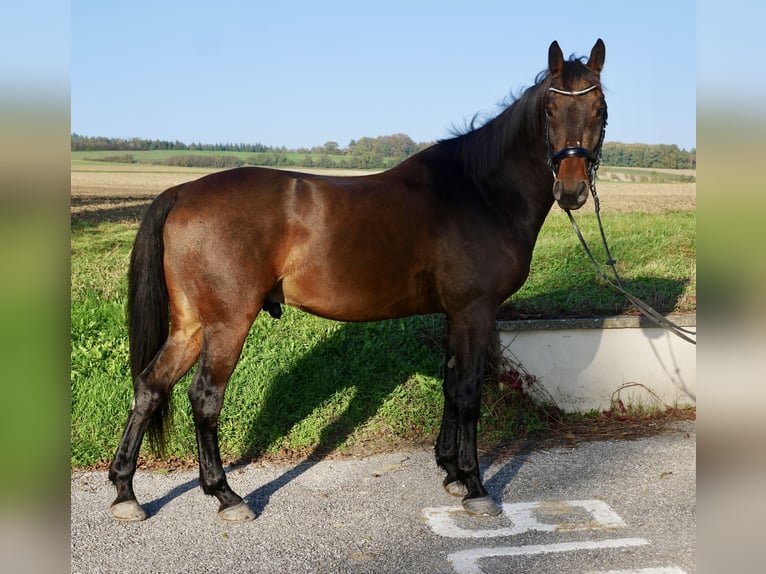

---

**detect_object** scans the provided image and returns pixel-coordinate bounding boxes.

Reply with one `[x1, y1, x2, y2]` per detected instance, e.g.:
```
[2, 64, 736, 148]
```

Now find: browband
[548, 85, 599, 96]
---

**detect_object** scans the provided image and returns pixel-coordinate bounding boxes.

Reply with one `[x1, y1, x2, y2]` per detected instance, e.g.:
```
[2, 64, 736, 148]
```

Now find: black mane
[442, 57, 600, 184]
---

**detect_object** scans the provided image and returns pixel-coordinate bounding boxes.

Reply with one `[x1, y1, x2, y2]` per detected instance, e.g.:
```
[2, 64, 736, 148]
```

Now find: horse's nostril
[552, 179, 564, 199]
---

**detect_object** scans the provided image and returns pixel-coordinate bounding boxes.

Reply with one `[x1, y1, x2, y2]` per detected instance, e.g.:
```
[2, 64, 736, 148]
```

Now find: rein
[546, 86, 696, 345]
[564, 189, 697, 345]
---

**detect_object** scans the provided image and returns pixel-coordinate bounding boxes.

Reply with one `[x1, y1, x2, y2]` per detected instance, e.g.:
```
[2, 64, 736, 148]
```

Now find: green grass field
[70, 168, 695, 469]
[507, 209, 696, 317]
[72, 149, 362, 169]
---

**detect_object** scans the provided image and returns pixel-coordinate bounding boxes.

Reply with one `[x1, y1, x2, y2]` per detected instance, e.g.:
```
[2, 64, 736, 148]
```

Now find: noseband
[545, 84, 607, 181]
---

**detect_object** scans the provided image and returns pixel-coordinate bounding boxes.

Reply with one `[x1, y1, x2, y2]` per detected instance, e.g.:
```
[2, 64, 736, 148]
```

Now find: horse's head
[544, 39, 607, 210]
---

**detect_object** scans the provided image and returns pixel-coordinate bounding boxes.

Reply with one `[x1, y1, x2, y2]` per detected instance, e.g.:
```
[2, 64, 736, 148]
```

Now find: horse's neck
[395, 97, 555, 237]
[466, 90, 553, 228]
[480, 118, 555, 237]
[486, 156, 555, 237]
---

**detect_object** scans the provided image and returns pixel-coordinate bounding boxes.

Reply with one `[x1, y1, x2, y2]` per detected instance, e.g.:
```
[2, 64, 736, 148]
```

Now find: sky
[70, 1, 696, 151]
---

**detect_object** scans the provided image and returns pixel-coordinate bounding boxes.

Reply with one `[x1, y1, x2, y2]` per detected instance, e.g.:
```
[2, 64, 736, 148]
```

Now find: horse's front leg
[435, 306, 502, 516]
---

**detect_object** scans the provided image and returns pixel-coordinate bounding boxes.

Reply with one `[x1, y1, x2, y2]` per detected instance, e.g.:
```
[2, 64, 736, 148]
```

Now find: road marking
[448, 538, 649, 574]
[586, 569, 687, 574]
[426, 499, 687, 574]
[423, 499, 625, 538]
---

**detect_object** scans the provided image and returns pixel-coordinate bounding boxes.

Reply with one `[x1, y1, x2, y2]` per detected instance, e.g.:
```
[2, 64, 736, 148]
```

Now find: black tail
[127, 185, 182, 455]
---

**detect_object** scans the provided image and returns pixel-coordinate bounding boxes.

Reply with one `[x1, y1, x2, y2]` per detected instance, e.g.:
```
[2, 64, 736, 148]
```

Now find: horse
[108, 39, 607, 522]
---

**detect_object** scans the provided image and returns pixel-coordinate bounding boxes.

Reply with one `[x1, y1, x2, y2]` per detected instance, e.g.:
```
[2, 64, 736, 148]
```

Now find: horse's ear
[587, 39, 605, 76]
[548, 41, 564, 78]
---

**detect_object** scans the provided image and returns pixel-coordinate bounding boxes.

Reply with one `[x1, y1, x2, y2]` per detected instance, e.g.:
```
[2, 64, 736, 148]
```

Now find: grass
[505, 209, 696, 318]
[70, 173, 696, 469]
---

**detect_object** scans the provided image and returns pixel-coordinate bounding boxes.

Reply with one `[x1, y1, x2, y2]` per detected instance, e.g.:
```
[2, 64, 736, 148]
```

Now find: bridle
[543, 84, 696, 345]
[544, 84, 608, 185]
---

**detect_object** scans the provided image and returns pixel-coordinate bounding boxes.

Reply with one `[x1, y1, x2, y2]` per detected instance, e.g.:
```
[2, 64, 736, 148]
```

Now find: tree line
[71, 134, 212, 152]
[71, 133, 428, 155]
[71, 133, 695, 170]
[600, 142, 695, 169]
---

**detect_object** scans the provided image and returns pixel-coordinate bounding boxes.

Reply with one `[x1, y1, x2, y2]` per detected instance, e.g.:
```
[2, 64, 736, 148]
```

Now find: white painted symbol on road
[423, 499, 689, 574]
[423, 499, 625, 538]
[448, 538, 650, 574]
[586, 568, 688, 574]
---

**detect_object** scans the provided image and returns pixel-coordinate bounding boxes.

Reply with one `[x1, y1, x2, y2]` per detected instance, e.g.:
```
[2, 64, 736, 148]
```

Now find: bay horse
[109, 39, 607, 522]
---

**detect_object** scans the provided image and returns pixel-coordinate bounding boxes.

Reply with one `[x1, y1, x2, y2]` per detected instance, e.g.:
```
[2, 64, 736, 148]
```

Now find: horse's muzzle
[553, 177, 589, 210]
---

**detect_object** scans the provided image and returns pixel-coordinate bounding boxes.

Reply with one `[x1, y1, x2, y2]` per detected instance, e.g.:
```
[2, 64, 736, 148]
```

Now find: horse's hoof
[462, 496, 502, 516]
[218, 502, 256, 522]
[444, 480, 468, 497]
[110, 500, 147, 521]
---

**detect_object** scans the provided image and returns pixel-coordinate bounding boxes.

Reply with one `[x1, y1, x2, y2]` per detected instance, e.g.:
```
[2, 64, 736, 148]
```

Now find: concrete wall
[496, 314, 696, 413]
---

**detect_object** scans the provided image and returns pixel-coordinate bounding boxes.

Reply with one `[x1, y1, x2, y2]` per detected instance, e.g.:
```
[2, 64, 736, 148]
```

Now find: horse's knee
[132, 384, 166, 412]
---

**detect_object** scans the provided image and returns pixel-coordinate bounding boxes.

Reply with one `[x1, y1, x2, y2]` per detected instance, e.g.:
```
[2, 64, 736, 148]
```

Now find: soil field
[71, 164, 695, 225]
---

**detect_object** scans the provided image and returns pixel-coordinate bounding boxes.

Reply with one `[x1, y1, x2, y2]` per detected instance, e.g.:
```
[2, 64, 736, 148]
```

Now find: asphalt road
[71, 421, 695, 574]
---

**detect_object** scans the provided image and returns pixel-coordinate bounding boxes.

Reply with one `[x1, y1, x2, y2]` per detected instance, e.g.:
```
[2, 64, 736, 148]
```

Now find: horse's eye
[596, 107, 606, 118]
[545, 107, 553, 118]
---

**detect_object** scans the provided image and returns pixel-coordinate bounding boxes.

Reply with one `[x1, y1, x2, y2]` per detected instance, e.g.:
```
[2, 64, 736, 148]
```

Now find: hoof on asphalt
[110, 500, 147, 521]
[218, 502, 256, 522]
[462, 496, 502, 516]
[443, 480, 468, 497]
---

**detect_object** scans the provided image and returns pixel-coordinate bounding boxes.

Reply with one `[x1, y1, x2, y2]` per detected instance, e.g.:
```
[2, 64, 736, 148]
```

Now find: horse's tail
[127, 184, 182, 455]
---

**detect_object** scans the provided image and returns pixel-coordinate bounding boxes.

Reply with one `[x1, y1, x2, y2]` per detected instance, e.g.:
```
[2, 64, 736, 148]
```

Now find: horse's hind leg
[108, 323, 202, 521]
[188, 321, 256, 522]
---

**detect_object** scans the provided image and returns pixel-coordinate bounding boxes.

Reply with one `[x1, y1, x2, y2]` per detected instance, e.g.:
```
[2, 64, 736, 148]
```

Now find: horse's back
[160, 166, 453, 321]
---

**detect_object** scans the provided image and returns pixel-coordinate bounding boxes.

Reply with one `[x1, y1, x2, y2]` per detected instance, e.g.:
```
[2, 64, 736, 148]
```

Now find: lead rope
[564, 182, 697, 345]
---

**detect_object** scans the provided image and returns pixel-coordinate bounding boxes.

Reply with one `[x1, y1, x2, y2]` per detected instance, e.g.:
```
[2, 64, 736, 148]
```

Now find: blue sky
[71, 1, 696, 150]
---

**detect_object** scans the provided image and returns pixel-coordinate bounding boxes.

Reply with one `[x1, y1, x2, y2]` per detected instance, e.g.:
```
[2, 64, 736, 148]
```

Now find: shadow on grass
[70, 195, 153, 225]
[499, 276, 692, 320]
[234, 316, 444, 515]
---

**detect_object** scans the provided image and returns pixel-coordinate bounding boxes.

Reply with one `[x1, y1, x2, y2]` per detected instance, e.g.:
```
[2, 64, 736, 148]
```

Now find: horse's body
[166, 149, 544, 323]
[109, 40, 607, 521]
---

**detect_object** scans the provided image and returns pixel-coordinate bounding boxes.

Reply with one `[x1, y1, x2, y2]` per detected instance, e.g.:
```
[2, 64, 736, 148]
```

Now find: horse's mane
[443, 56, 601, 184]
